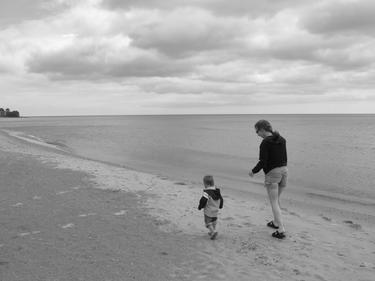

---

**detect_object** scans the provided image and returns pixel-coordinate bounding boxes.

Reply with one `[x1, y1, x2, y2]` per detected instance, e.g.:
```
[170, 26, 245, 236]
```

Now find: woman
[249, 120, 288, 239]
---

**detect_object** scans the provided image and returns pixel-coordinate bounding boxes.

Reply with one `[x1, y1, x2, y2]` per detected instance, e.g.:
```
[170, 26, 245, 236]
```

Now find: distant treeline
[0, 108, 20, 117]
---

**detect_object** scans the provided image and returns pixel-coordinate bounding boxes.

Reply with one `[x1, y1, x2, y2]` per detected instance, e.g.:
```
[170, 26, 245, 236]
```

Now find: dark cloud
[108, 56, 192, 78]
[301, 0, 375, 36]
[245, 33, 374, 70]
[27, 40, 192, 80]
[312, 46, 375, 70]
[0, 0, 62, 27]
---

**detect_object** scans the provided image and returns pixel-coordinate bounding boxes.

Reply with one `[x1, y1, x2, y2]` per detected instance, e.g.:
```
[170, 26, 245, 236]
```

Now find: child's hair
[203, 175, 214, 187]
[254, 119, 273, 133]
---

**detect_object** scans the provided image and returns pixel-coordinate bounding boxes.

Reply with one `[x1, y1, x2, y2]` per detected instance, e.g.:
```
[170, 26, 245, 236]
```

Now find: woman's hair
[254, 120, 273, 133]
[203, 175, 214, 187]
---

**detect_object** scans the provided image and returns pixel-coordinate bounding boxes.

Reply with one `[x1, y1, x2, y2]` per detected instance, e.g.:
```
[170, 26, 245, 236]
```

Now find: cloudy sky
[1, 0, 375, 115]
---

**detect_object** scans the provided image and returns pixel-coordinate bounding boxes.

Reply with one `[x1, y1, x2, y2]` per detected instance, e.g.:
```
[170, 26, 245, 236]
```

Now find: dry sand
[0, 131, 374, 281]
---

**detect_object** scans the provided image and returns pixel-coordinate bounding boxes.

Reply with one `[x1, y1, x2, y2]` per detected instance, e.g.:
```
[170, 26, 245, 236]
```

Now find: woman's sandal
[267, 221, 279, 229]
[272, 230, 286, 239]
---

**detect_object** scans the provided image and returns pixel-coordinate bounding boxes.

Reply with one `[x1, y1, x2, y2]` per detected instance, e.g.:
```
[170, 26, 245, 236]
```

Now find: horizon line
[18, 113, 375, 118]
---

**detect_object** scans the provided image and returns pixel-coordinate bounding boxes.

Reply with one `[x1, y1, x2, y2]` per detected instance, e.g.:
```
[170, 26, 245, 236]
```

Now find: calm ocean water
[1, 115, 375, 201]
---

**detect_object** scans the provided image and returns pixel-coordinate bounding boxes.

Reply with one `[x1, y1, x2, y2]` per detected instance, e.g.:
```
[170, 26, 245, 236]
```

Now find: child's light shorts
[265, 166, 288, 188]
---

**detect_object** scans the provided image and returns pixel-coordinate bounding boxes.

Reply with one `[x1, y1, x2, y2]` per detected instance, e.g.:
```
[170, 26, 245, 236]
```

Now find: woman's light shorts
[265, 166, 288, 188]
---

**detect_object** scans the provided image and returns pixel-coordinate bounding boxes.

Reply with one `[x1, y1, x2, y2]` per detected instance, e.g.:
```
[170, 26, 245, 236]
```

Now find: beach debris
[11, 202, 23, 207]
[343, 220, 362, 230]
[114, 210, 127, 216]
[61, 223, 74, 229]
[320, 215, 332, 221]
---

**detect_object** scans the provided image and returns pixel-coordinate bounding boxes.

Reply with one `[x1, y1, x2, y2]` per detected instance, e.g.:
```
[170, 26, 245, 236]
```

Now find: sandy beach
[0, 131, 374, 281]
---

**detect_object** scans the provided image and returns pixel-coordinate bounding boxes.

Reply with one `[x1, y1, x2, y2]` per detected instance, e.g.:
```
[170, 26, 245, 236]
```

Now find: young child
[198, 175, 224, 240]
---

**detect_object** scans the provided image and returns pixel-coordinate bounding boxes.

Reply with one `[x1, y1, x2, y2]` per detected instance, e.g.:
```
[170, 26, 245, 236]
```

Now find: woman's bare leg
[278, 184, 286, 210]
[267, 184, 285, 233]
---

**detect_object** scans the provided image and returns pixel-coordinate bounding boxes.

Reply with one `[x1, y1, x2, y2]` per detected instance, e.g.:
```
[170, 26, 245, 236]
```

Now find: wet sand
[0, 131, 374, 281]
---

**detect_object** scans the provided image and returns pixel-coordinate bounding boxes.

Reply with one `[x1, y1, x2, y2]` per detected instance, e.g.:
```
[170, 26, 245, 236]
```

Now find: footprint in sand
[287, 210, 301, 217]
[175, 182, 187, 186]
[114, 210, 127, 216]
[11, 202, 23, 207]
[314, 273, 327, 281]
[228, 223, 243, 228]
[60, 223, 74, 229]
[222, 217, 234, 221]
[238, 240, 259, 253]
[254, 254, 272, 266]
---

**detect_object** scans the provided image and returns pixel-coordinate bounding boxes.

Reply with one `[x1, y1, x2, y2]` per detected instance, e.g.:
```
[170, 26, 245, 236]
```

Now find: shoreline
[1, 130, 374, 280]
[3, 128, 375, 227]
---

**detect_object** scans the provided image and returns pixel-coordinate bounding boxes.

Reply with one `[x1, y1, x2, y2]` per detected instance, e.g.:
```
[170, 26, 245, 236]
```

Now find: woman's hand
[249, 171, 254, 177]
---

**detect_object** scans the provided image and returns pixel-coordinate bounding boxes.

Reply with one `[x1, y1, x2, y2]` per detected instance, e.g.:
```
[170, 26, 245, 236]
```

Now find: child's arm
[218, 189, 224, 209]
[198, 192, 209, 210]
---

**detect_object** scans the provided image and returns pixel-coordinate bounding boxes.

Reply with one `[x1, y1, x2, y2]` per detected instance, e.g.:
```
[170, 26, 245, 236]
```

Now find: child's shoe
[210, 232, 218, 240]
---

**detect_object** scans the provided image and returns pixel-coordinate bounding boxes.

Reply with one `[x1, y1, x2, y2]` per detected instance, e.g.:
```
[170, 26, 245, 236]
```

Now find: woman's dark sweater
[252, 132, 287, 174]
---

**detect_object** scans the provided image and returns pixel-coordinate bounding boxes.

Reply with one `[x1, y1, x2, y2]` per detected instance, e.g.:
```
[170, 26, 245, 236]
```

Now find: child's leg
[207, 223, 215, 235]
[204, 215, 214, 235]
[210, 219, 218, 240]
[212, 219, 217, 231]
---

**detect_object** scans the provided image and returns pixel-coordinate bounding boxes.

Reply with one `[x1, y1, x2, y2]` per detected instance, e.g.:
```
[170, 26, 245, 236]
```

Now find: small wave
[46, 140, 69, 149]
[2, 129, 69, 152]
